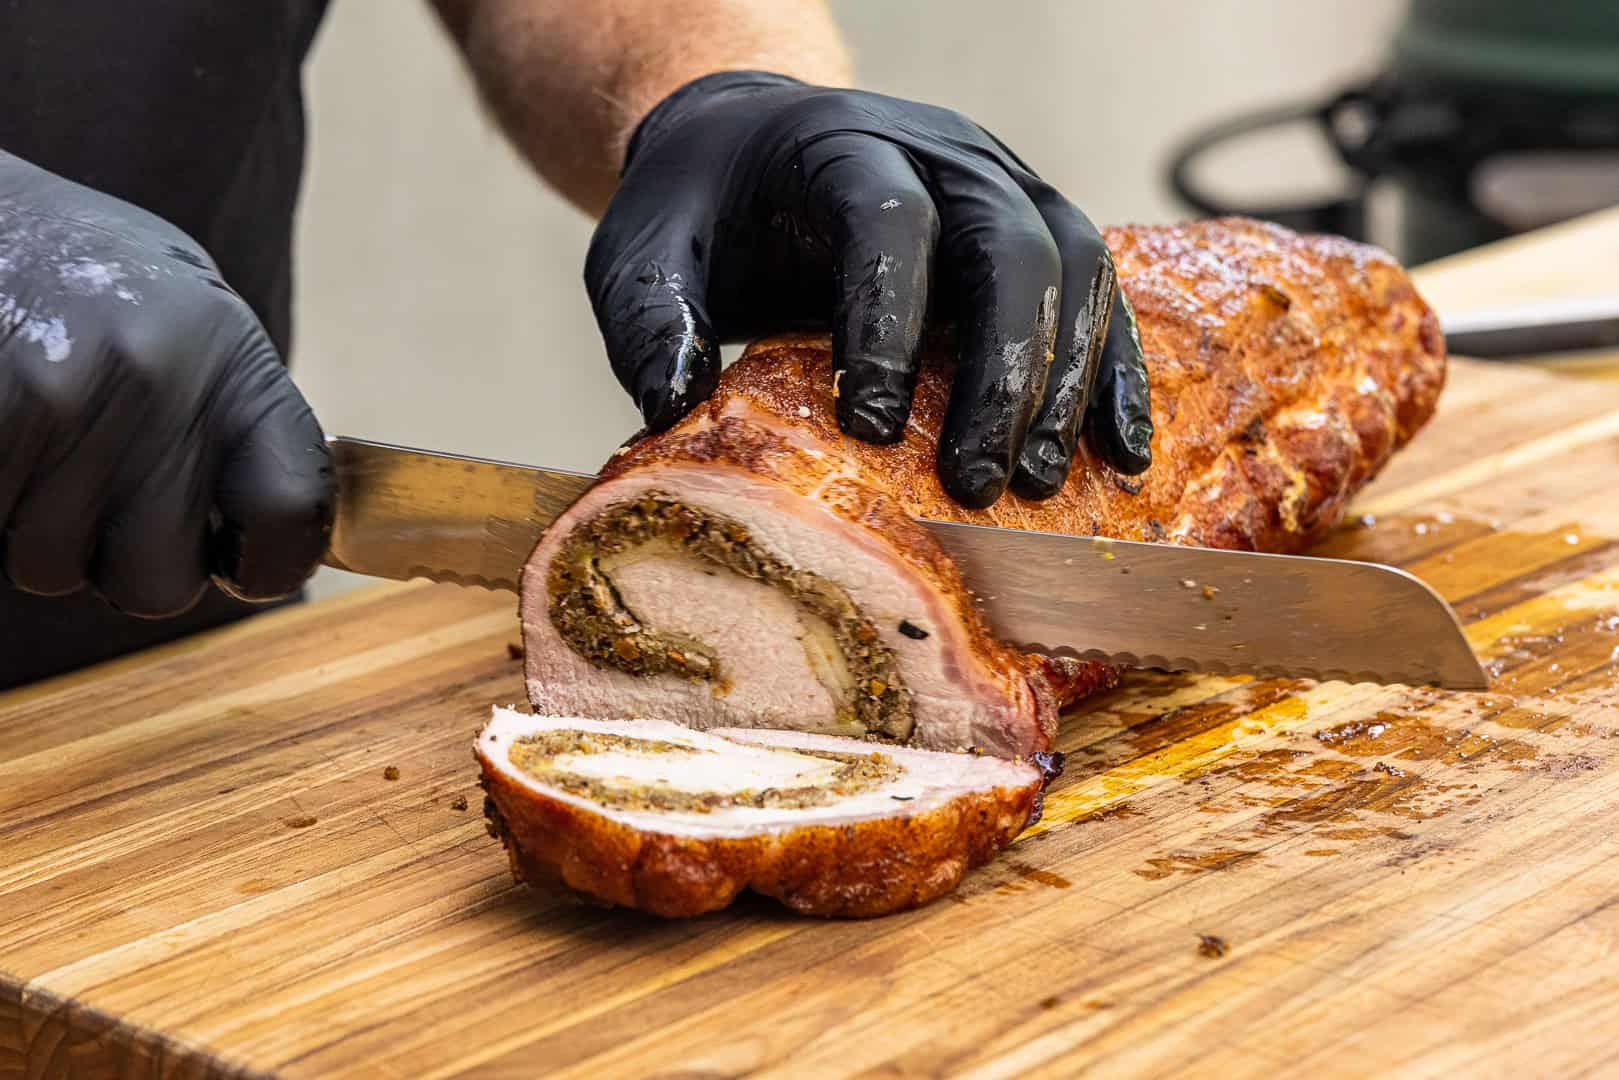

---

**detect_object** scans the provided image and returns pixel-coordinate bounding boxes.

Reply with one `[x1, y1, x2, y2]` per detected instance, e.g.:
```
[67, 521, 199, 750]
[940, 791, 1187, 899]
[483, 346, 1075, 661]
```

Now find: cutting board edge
[1, 974, 273, 1080]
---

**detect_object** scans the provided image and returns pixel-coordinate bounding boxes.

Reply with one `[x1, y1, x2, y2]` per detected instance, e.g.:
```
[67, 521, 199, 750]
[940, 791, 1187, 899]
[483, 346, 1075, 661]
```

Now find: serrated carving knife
[322, 436, 1489, 690]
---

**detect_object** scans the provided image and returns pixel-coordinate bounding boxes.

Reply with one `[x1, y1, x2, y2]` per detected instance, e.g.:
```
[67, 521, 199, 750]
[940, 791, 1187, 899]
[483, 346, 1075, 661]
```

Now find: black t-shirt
[0, 2, 332, 687]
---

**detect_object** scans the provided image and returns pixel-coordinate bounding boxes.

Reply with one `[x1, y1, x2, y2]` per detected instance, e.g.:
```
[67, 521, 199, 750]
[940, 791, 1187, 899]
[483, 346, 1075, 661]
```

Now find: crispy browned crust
[1023, 654, 1122, 713]
[477, 746, 1041, 918]
[632, 219, 1445, 546]
[599, 218, 1445, 714]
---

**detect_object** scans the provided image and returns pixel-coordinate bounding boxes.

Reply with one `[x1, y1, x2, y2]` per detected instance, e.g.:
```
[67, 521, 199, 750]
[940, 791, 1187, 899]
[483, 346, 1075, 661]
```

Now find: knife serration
[324, 437, 1489, 690]
[921, 521, 1487, 690]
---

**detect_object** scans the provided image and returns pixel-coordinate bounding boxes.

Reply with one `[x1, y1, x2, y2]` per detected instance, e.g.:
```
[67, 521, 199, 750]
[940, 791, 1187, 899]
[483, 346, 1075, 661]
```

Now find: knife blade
[1440, 296, 1619, 359]
[323, 436, 1488, 690]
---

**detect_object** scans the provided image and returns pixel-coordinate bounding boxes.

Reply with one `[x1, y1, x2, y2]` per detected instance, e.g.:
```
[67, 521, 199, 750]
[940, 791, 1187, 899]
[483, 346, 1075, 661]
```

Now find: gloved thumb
[210, 351, 335, 602]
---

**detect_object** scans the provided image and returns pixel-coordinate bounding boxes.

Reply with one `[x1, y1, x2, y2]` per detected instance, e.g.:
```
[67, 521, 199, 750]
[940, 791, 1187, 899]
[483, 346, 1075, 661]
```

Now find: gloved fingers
[4, 492, 100, 598]
[0, 366, 54, 543]
[93, 445, 212, 617]
[209, 358, 334, 602]
[1084, 287, 1154, 475]
[931, 164, 1061, 508]
[1, 353, 149, 596]
[800, 134, 938, 443]
[585, 199, 721, 433]
[1009, 183, 1117, 500]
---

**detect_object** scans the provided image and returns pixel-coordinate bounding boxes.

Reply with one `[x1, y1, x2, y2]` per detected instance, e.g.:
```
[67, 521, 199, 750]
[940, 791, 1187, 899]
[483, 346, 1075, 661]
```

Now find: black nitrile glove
[586, 72, 1153, 509]
[0, 151, 333, 617]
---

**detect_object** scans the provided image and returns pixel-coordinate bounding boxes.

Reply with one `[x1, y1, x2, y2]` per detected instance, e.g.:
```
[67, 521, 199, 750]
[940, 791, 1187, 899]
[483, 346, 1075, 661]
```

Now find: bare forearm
[432, 0, 852, 217]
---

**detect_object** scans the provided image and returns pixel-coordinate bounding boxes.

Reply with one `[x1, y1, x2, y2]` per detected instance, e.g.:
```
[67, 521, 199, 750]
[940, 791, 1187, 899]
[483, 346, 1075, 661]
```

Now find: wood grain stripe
[1355, 410, 1619, 516]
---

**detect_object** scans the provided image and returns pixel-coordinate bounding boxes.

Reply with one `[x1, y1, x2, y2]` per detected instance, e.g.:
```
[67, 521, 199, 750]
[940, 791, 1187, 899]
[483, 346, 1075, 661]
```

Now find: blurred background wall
[297, 0, 1404, 595]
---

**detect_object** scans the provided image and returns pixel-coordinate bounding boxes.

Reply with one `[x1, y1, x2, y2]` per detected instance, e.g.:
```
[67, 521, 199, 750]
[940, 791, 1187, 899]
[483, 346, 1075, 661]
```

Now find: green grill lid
[1392, 0, 1619, 95]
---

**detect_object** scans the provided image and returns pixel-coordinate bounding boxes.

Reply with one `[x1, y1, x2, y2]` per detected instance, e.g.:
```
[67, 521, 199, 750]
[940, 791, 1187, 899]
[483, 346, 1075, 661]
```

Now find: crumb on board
[1202, 584, 1219, 600]
[383, 766, 401, 781]
[451, 795, 469, 811]
[284, 815, 318, 830]
[1198, 934, 1229, 959]
[506, 641, 523, 661]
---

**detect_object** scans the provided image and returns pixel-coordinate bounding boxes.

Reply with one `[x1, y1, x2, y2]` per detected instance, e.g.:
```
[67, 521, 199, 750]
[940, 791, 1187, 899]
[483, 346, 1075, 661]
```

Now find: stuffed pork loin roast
[517, 219, 1448, 760]
[482, 218, 1445, 917]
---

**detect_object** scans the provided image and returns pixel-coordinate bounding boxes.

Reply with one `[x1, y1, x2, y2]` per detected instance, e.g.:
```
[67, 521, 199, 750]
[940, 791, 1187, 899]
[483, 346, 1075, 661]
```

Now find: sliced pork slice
[520, 218, 1448, 758]
[476, 708, 1050, 917]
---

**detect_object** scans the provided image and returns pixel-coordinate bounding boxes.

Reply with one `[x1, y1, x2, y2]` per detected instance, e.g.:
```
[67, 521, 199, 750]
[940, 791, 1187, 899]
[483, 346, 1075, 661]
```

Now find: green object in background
[1165, 0, 1619, 266]
[1392, 0, 1619, 96]
[1388, 0, 1619, 263]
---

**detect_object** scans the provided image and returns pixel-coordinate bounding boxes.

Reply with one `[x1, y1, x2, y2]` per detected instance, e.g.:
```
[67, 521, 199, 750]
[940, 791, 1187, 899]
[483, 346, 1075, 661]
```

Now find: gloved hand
[586, 72, 1152, 509]
[0, 151, 333, 616]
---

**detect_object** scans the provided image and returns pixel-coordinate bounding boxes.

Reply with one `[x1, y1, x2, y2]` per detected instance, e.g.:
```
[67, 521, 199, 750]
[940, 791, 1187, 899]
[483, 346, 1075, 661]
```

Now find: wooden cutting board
[5, 211, 1619, 1080]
